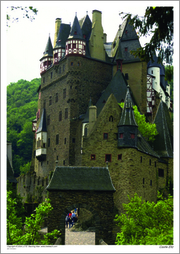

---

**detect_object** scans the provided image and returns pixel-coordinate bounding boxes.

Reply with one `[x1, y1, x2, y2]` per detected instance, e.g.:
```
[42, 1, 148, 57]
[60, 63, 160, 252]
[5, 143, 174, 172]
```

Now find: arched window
[109, 115, 113, 122]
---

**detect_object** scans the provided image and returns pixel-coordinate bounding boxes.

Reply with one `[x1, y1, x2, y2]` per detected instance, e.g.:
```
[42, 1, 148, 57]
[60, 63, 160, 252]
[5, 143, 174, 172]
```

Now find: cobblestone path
[65, 228, 95, 245]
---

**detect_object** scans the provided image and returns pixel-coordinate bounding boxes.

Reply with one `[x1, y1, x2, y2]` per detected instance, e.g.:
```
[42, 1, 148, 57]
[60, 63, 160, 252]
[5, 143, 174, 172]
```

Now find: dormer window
[125, 47, 128, 52]
[74, 31, 77, 35]
[125, 30, 128, 35]
[103, 133, 108, 140]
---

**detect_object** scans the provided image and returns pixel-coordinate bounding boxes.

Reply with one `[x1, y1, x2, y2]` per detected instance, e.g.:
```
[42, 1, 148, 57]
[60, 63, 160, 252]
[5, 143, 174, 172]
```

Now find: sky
[2, 1, 173, 86]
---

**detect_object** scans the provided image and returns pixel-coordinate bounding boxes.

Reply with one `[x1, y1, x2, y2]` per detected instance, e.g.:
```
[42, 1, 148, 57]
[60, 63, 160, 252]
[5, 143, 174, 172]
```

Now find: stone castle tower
[17, 10, 173, 215]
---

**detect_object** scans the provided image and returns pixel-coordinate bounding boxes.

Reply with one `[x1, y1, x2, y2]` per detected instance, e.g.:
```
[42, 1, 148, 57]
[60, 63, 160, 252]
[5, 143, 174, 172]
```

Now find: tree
[120, 7, 173, 64]
[7, 191, 60, 245]
[119, 103, 158, 141]
[6, 6, 38, 27]
[114, 192, 173, 245]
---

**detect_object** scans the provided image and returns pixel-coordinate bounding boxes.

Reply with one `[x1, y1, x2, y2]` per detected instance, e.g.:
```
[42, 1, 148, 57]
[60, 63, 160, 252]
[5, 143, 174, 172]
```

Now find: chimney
[89, 105, 97, 133]
[54, 18, 61, 48]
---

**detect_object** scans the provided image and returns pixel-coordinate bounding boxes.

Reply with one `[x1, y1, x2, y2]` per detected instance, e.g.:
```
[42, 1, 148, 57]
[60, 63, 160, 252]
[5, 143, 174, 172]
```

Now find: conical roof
[36, 108, 47, 133]
[80, 14, 92, 40]
[55, 23, 71, 48]
[43, 36, 53, 57]
[153, 100, 173, 158]
[118, 86, 137, 126]
[68, 15, 84, 40]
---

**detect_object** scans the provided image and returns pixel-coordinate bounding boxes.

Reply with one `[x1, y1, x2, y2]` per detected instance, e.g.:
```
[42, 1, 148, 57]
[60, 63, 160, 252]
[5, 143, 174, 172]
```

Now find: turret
[36, 109, 47, 161]
[118, 86, 138, 148]
[40, 36, 53, 75]
[53, 23, 70, 64]
[65, 14, 86, 56]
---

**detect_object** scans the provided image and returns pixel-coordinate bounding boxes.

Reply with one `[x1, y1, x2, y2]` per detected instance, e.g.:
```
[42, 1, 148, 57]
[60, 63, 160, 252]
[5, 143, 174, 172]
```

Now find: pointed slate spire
[68, 15, 83, 40]
[36, 108, 47, 134]
[118, 85, 138, 148]
[43, 36, 53, 57]
[118, 85, 137, 126]
[153, 100, 173, 157]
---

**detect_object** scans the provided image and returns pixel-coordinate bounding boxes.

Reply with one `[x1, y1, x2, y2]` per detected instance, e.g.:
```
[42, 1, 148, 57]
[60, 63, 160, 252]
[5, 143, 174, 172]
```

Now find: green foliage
[119, 103, 158, 141]
[114, 192, 173, 245]
[7, 78, 40, 176]
[120, 7, 173, 64]
[7, 191, 60, 245]
[6, 6, 38, 27]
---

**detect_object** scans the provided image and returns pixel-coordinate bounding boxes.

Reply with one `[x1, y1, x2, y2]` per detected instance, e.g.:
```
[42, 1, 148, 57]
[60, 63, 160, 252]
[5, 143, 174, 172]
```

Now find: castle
[17, 10, 173, 217]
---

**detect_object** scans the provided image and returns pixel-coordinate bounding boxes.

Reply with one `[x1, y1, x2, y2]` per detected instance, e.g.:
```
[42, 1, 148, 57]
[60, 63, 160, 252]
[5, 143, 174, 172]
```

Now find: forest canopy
[7, 78, 40, 176]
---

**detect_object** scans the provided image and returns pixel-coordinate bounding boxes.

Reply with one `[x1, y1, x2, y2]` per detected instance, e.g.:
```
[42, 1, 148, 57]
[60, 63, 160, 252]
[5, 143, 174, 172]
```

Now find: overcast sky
[1, 1, 164, 86]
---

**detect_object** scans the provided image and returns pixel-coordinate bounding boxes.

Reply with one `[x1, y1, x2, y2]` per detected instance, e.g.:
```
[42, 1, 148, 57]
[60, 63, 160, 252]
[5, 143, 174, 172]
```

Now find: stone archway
[46, 166, 116, 245]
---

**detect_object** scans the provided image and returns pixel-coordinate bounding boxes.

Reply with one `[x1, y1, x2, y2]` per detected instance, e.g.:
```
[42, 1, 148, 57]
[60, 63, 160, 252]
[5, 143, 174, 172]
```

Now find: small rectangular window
[155, 161, 156, 167]
[59, 111, 62, 121]
[91, 154, 96, 160]
[158, 168, 164, 177]
[125, 47, 128, 52]
[51, 72, 53, 79]
[118, 154, 122, 160]
[149, 159, 151, 165]
[72, 138, 75, 143]
[64, 138, 66, 144]
[125, 73, 129, 80]
[49, 96, 52, 106]
[56, 134, 59, 145]
[103, 133, 108, 139]
[55, 93, 58, 102]
[63, 88, 66, 99]
[47, 115, 50, 125]
[105, 154, 111, 162]
[150, 180, 152, 186]
[63, 160, 65, 165]
[119, 133, 123, 139]
[140, 156, 142, 163]
[143, 178, 145, 184]
[131, 133, 135, 139]
[65, 108, 68, 119]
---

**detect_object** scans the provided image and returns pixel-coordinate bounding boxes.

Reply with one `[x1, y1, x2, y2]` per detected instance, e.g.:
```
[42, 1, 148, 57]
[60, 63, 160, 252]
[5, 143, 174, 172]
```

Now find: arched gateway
[46, 166, 116, 245]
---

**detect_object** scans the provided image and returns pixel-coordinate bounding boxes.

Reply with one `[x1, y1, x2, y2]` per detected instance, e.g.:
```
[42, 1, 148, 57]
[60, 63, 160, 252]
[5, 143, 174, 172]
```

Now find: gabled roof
[68, 15, 84, 40]
[96, 69, 131, 116]
[55, 23, 71, 48]
[36, 108, 47, 133]
[46, 166, 116, 191]
[118, 86, 137, 126]
[153, 100, 173, 158]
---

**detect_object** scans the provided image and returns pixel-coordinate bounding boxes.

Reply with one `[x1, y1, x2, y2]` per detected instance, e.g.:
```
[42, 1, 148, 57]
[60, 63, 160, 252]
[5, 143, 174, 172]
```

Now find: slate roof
[136, 131, 160, 158]
[42, 36, 53, 58]
[153, 100, 173, 158]
[118, 86, 137, 126]
[36, 108, 47, 133]
[7, 156, 17, 183]
[46, 166, 115, 191]
[55, 23, 71, 48]
[96, 69, 134, 116]
[68, 15, 84, 40]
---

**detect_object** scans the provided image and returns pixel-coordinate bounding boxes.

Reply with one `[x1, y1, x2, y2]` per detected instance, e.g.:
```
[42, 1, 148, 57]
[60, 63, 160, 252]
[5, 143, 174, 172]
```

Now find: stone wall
[48, 190, 115, 245]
